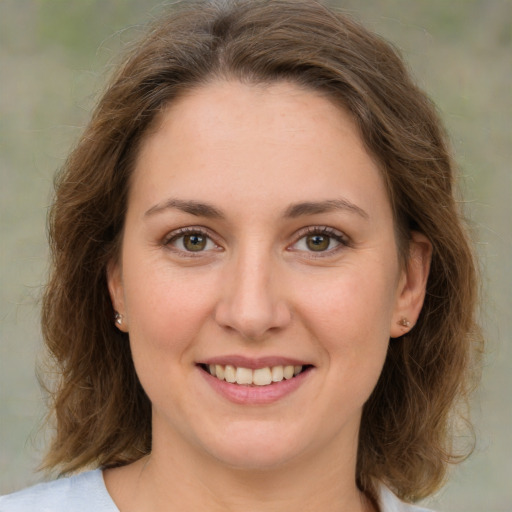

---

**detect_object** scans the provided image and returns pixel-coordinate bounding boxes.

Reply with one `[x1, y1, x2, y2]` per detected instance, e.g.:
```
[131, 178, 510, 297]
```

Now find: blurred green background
[1, 1, 510, 510]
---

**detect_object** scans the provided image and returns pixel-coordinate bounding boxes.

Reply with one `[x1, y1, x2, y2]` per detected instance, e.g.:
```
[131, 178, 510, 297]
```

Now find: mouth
[199, 363, 312, 386]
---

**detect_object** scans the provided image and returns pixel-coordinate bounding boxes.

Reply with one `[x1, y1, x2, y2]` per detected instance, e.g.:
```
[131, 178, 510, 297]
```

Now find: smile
[201, 364, 309, 386]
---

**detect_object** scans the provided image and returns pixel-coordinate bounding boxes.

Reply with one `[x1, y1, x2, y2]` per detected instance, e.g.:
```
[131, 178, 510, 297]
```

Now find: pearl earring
[398, 317, 411, 327]
[114, 312, 123, 326]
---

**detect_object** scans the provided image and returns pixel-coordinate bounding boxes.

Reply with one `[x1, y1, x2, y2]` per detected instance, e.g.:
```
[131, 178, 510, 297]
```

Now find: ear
[107, 259, 128, 332]
[390, 231, 432, 338]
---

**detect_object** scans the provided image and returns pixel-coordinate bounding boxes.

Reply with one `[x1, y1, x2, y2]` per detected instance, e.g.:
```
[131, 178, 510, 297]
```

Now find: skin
[106, 81, 431, 512]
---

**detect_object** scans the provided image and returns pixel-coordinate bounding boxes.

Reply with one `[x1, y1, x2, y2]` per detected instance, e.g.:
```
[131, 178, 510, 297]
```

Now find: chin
[213, 446, 300, 472]
[199, 422, 311, 471]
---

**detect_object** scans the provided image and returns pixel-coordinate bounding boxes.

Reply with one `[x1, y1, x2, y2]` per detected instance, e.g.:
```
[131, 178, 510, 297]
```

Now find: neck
[105, 431, 375, 512]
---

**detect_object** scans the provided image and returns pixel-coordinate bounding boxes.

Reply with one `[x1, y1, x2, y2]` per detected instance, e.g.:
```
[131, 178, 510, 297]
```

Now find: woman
[0, 1, 482, 511]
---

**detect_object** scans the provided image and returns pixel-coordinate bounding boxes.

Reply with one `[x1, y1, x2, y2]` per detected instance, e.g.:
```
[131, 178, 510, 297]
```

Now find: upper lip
[199, 355, 312, 369]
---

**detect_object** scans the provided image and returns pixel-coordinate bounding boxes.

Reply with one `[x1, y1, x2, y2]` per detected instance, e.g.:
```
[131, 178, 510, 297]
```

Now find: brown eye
[290, 227, 346, 255]
[183, 234, 207, 251]
[167, 230, 217, 253]
[306, 234, 331, 251]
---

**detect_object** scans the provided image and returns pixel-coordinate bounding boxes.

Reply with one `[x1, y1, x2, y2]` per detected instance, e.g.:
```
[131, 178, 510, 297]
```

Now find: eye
[165, 228, 219, 253]
[291, 227, 348, 254]
[303, 234, 333, 251]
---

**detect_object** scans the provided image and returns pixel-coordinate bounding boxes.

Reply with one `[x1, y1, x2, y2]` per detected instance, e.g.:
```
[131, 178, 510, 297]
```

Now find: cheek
[123, 273, 212, 408]
[298, 262, 398, 336]
[297, 263, 397, 383]
[122, 262, 220, 357]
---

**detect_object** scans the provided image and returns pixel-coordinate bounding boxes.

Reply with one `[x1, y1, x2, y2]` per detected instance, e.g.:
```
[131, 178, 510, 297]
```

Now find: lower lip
[199, 367, 312, 405]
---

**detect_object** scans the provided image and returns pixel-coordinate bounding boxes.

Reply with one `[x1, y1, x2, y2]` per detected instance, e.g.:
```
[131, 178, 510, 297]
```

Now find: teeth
[253, 367, 272, 386]
[236, 367, 253, 385]
[271, 365, 284, 382]
[224, 365, 236, 383]
[283, 365, 294, 380]
[215, 364, 225, 380]
[206, 364, 304, 386]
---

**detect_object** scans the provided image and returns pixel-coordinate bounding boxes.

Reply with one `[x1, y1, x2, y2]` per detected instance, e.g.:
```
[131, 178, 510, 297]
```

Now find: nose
[214, 249, 292, 340]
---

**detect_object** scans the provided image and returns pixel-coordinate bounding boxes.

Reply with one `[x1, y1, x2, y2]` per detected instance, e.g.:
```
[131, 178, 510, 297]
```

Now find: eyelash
[162, 225, 350, 257]
[163, 226, 221, 256]
[288, 226, 350, 257]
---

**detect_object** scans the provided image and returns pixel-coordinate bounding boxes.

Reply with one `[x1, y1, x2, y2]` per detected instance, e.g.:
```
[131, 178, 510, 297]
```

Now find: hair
[41, 0, 483, 503]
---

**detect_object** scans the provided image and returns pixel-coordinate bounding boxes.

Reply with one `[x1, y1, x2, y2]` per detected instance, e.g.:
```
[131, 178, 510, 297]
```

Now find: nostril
[214, 299, 292, 341]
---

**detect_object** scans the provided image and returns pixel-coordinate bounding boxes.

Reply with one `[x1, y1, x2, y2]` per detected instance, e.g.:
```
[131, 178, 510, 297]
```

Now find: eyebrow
[144, 197, 368, 220]
[284, 199, 369, 220]
[145, 198, 225, 219]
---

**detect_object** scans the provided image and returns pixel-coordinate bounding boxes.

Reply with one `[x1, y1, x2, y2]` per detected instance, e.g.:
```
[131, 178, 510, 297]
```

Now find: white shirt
[0, 469, 435, 511]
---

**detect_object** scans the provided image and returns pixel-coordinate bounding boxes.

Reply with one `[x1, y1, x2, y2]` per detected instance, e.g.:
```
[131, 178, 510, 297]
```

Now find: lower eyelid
[291, 228, 349, 249]
[301, 239, 343, 254]
[174, 235, 217, 250]
[162, 226, 349, 255]
[163, 228, 219, 250]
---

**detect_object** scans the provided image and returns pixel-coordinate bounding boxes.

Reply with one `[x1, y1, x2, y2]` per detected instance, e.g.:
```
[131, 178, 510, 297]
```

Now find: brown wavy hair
[41, 0, 483, 502]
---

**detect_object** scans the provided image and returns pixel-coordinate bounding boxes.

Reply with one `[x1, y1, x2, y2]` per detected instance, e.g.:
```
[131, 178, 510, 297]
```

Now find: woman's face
[109, 81, 429, 471]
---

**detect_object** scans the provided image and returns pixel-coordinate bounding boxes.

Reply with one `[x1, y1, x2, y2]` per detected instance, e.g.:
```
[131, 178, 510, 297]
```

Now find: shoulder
[378, 485, 437, 512]
[0, 470, 118, 512]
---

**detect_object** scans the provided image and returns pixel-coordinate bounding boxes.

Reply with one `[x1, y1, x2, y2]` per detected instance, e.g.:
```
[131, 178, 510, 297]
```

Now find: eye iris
[306, 234, 330, 251]
[183, 234, 207, 251]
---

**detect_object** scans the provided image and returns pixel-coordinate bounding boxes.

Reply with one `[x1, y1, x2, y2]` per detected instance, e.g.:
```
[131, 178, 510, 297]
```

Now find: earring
[398, 317, 411, 327]
[114, 312, 123, 326]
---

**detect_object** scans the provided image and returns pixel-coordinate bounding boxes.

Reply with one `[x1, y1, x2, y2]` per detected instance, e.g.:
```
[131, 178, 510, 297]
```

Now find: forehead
[130, 80, 391, 223]
[147, 80, 363, 152]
